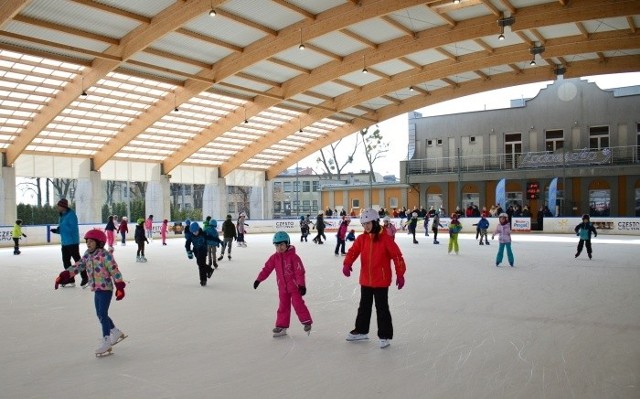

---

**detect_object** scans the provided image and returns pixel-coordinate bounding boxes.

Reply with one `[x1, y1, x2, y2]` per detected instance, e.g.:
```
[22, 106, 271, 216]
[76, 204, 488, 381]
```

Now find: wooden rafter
[340, 29, 378, 49]
[0, 0, 30, 29]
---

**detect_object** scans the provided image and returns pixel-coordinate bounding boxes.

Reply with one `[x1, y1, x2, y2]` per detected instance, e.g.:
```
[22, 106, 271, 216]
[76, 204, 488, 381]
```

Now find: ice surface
[1, 231, 639, 399]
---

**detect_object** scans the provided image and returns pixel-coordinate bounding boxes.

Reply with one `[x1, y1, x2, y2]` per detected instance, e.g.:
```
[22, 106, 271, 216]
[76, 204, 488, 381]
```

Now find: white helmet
[360, 208, 379, 224]
[239, 212, 246, 218]
[499, 213, 508, 218]
[412, 212, 418, 218]
[382, 216, 391, 223]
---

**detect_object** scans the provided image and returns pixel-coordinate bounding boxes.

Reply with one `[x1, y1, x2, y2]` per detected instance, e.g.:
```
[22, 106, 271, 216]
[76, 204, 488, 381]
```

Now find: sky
[299, 72, 640, 177]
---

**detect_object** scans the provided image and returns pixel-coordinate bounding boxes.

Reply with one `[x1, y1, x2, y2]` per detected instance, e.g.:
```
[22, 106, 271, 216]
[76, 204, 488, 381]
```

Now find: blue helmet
[189, 222, 200, 233]
[185, 219, 191, 226]
[299, 215, 304, 221]
[209, 219, 217, 228]
[272, 231, 290, 245]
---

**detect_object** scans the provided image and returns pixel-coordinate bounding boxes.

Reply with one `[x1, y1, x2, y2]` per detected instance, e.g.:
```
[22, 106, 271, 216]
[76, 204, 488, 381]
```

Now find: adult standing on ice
[50, 198, 88, 288]
[342, 209, 406, 349]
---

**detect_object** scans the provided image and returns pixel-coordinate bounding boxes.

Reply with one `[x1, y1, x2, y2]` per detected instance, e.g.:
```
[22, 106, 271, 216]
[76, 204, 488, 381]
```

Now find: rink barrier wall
[1, 217, 638, 248]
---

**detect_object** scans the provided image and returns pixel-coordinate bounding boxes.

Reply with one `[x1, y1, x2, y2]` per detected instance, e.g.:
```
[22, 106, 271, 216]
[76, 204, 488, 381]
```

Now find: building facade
[399, 78, 640, 221]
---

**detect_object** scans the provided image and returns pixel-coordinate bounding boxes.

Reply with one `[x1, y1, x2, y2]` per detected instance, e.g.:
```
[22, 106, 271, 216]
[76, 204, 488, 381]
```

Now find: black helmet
[582, 214, 590, 220]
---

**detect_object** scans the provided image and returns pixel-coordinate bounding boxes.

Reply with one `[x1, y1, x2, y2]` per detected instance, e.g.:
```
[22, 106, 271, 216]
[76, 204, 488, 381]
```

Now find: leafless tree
[360, 126, 389, 183]
[315, 137, 359, 180]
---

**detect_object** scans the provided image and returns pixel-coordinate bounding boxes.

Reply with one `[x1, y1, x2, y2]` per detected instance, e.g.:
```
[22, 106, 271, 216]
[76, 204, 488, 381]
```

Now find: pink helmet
[84, 229, 107, 244]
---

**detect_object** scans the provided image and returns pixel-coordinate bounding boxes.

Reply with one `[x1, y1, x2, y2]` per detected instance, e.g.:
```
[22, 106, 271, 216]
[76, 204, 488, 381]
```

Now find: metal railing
[404, 145, 640, 175]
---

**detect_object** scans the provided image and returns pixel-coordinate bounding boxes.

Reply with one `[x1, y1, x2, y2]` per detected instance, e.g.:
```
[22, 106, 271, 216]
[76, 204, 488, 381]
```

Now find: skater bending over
[253, 231, 312, 337]
[574, 214, 597, 259]
[343, 209, 406, 349]
[54, 229, 127, 357]
[190, 222, 218, 286]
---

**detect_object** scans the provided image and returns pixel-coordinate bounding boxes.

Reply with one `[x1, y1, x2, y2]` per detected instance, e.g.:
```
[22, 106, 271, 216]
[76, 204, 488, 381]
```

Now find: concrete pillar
[264, 181, 274, 219]
[202, 167, 225, 219]
[0, 165, 17, 226]
[75, 160, 102, 223]
[249, 184, 264, 219]
[146, 165, 171, 221]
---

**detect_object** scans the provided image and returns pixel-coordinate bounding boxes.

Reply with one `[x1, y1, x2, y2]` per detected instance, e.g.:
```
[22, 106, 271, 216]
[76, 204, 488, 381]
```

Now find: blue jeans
[496, 243, 514, 266]
[95, 290, 115, 337]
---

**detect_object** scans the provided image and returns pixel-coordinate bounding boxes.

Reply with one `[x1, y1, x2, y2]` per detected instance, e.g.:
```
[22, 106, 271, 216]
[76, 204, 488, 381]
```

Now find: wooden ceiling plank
[0, 0, 29, 29]
[339, 29, 378, 48]
[13, 15, 119, 45]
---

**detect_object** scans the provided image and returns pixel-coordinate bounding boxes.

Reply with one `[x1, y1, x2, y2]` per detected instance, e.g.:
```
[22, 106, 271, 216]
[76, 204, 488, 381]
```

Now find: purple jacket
[493, 223, 512, 244]
[256, 245, 306, 293]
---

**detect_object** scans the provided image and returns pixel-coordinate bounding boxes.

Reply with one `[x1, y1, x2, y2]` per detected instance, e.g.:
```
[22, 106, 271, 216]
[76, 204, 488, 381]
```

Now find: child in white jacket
[492, 213, 514, 267]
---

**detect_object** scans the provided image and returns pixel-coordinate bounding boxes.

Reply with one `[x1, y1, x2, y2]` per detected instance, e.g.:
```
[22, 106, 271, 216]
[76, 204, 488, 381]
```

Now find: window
[312, 200, 318, 212]
[352, 199, 360, 208]
[462, 193, 479, 209]
[302, 181, 310, 192]
[436, 139, 443, 146]
[427, 139, 433, 146]
[283, 182, 292, 192]
[302, 200, 310, 212]
[293, 200, 299, 213]
[589, 189, 610, 216]
[293, 181, 299, 192]
[589, 126, 609, 149]
[273, 201, 281, 213]
[273, 182, 282, 193]
[545, 129, 564, 152]
[312, 181, 320, 192]
[469, 136, 476, 144]
[427, 194, 442, 210]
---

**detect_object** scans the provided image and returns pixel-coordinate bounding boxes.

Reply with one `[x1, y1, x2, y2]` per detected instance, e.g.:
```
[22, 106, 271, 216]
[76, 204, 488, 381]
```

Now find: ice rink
[2, 229, 639, 399]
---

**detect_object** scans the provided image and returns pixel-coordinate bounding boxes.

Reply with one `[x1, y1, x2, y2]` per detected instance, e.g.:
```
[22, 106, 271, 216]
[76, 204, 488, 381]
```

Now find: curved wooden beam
[265, 54, 640, 179]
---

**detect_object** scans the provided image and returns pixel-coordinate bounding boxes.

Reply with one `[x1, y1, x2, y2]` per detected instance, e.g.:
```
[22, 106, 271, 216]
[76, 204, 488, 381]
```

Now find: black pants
[195, 252, 210, 283]
[13, 237, 20, 252]
[432, 227, 438, 240]
[354, 286, 393, 339]
[314, 230, 325, 243]
[335, 238, 346, 254]
[136, 241, 145, 257]
[61, 244, 87, 283]
[576, 239, 593, 256]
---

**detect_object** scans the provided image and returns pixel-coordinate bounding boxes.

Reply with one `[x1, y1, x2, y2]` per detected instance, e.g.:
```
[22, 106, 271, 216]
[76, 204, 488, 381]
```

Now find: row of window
[273, 180, 320, 193]
[426, 125, 620, 151]
[273, 200, 319, 215]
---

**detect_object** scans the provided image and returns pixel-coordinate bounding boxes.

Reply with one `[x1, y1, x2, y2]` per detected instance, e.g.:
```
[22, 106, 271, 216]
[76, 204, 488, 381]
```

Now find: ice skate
[217, 255, 224, 261]
[81, 278, 90, 289]
[379, 339, 390, 349]
[346, 330, 368, 341]
[141, 256, 147, 263]
[108, 246, 114, 253]
[95, 336, 112, 357]
[213, 261, 218, 269]
[272, 327, 287, 338]
[485, 241, 490, 245]
[479, 241, 484, 245]
[62, 282, 76, 288]
[187, 251, 194, 260]
[228, 255, 231, 260]
[207, 266, 214, 279]
[136, 256, 141, 262]
[303, 323, 312, 335]
[200, 280, 207, 287]
[109, 328, 127, 346]
[433, 240, 439, 244]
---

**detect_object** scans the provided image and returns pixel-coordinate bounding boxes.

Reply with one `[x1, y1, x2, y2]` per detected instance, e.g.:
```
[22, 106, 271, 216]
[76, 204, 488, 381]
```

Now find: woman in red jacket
[342, 209, 406, 349]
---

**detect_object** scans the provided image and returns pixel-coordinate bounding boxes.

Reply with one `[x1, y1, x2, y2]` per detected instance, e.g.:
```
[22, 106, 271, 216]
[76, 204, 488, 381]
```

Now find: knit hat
[57, 198, 69, 208]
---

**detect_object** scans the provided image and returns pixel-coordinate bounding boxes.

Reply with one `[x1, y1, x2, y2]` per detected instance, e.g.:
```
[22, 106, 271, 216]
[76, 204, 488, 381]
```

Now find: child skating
[237, 213, 249, 247]
[11, 219, 27, 255]
[184, 218, 193, 259]
[343, 209, 406, 349]
[448, 213, 462, 254]
[492, 213, 514, 267]
[161, 219, 168, 245]
[134, 218, 149, 262]
[54, 229, 127, 357]
[382, 216, 397, 240]
[189, 222, 216, 286]
[407, 212, 418, 244]
[432, 212, 443, 244]
[574, 214, 597, 259]
[334, 216, 350, 255]
[218, 214, 237, 261]
[253, 231, 312, 337]
[204, 218, 222, 268]
[474, 215, 490, 245]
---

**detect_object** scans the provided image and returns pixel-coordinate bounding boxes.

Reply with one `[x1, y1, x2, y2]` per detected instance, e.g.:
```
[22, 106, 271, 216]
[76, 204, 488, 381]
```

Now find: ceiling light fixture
[299, 117, 303, 133]
[453, 0, 460, 4]
[244, 106, 248, 124]
[80, 77, 87, 97]
[409, 86, 414, 92]
[298, 28, 305, 50]
[529, 44, 545, 67]
[497, 15, 515, 41]
[173, 93, 179, 112]
[362, 55, 368, 74]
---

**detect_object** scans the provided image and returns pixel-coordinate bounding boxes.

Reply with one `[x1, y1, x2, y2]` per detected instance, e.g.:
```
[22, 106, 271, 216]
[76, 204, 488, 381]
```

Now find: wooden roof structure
[1, 0, 638, 180]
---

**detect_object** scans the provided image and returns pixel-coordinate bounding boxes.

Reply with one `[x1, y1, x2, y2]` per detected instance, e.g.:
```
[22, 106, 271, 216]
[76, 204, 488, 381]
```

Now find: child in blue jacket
[574, 214, 597, 259]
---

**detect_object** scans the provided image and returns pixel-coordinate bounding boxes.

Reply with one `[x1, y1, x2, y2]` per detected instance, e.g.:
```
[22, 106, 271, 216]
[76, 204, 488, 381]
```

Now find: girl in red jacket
[343, 209, 407, 349]
[253, 231, 313, 338]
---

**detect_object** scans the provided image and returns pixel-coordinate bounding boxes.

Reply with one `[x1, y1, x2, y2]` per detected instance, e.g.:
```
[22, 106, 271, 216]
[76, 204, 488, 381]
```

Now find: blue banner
[496, 178, 506, 211]
[548, 177, 558, 217]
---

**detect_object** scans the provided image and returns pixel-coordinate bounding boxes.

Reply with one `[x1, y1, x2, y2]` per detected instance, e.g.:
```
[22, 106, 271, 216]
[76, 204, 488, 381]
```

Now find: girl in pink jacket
[253, 231, 312, 337]
[492, 213, 515, 267]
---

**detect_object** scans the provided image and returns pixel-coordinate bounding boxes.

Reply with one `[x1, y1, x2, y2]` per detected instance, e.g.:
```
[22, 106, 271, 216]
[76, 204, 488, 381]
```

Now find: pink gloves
[342, 264, 352, 277]
[396, 276, 405, 290]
